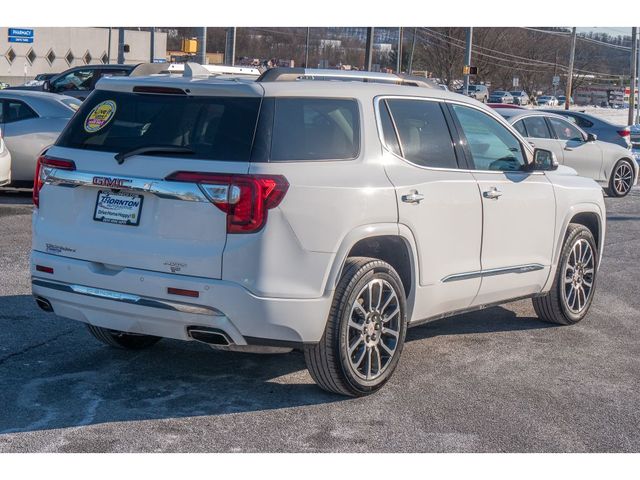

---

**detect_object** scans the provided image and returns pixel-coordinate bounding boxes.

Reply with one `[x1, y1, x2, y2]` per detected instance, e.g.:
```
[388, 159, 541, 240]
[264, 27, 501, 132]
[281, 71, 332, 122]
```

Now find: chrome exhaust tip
[35, 296, 54, 313]
[187, 327, 232, 346]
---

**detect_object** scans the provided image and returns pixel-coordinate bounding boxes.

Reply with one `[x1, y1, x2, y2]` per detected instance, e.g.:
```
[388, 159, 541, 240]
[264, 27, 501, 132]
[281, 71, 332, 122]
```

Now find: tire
[304, 257, 408, 397]
[86, 324, 162, 349]
[532, 224, 598, 325]
[606, 159, 635, 197]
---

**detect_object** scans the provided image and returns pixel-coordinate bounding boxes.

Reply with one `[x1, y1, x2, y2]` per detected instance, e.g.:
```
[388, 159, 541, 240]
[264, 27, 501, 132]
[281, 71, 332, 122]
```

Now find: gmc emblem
[92, 176, 132, 188]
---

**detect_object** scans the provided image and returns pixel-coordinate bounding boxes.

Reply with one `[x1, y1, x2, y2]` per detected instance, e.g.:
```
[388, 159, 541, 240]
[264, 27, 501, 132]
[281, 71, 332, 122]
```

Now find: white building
[1, 27, 167, 86]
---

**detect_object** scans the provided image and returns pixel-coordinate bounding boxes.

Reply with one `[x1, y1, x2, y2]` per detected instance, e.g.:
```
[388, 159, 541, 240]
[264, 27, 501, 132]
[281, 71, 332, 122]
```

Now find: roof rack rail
[256, 67, 436, 88]
[130, 62, 173, 77]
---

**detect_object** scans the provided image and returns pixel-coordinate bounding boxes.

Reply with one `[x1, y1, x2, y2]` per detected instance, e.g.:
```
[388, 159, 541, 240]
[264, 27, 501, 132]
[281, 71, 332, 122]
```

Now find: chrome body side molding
[441, 264, 545, 283]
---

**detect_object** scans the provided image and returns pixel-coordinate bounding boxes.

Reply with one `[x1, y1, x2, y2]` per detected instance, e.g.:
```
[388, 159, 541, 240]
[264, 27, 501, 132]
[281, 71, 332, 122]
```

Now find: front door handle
[483, 187, 503, 200]
[564, 146, 574, 151]
[402, 191, 425, 204]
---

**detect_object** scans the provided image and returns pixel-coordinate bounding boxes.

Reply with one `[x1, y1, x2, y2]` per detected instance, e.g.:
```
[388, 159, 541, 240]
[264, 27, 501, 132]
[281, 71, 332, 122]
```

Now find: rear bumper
[31, 251, 332, 347]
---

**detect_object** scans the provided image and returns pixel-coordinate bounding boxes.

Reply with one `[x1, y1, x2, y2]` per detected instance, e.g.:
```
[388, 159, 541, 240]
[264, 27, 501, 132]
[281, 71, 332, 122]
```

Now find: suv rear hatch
[33, 79, 273, 279]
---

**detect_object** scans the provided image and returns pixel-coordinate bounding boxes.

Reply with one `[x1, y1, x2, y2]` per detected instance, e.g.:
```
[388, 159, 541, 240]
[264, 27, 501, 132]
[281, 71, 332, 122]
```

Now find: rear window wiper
[114, 146, 196, 164]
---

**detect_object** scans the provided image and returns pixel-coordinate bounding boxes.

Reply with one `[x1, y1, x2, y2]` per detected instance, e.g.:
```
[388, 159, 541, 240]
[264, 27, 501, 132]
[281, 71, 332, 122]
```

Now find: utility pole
[225, 27, 236, 66]
[305, 27, 310, 68]
[463, 27, 473, 96]
[196, 27, 207, 65]
[364, 27, 374, 71]
[408, 27, 417, 75]
[117, 28, 125, 64]
[629, 27, 637, 126]
[565, 27, 577, 111]
[396, 27, 403, 74]
[150, 27, 155, 63]
[107, 27, 112, 63]
[636, 29, 640, 125]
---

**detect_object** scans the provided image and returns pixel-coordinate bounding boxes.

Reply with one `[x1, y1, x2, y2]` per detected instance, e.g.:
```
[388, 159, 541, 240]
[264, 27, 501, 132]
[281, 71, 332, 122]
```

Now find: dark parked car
[488, 91, 514, 104]
[6, 63, 164, 101]
[541, 109, 632, 149]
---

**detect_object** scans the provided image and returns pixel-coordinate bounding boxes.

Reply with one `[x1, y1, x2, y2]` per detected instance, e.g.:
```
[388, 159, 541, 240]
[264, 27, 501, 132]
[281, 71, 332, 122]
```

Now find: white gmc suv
[31, 67, 606, 396]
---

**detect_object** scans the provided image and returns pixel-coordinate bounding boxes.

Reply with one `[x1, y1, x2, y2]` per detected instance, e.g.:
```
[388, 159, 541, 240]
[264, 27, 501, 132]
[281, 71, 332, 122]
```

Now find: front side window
[548, 117, 584, 142]
[2, 100, 38, 123]
[52, 69, 95, 92]
[270, 98, 359, 161]
[451, 104, 525, 171]
[522, 116, 552, 139]
[383, 98, 458, 169]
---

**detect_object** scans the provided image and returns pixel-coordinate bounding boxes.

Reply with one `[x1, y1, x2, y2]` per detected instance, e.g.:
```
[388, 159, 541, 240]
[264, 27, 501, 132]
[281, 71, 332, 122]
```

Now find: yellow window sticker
[84, 100, 117, 133]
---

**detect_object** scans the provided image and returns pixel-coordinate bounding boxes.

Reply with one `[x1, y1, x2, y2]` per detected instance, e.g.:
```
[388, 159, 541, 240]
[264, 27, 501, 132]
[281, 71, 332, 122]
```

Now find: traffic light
[463, 65, 478, 75]
[182, 39, 198, 54]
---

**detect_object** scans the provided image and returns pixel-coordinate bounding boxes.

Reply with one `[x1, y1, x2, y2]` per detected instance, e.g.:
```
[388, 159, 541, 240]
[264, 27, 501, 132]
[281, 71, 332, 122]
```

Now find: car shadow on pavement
[0, 294, 553, 435]
[405, 303, 555, 343]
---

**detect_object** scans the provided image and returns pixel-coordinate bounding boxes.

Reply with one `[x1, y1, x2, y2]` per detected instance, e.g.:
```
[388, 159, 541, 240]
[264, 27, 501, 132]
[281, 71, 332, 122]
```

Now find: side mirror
[531, 148, 559, 171]
[586, 133, 597, 142]
[43, 80, 51, 92]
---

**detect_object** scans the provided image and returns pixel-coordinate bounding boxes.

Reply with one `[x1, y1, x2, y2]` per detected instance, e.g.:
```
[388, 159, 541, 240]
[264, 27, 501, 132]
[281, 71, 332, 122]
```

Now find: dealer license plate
[93, 190, 143, 226]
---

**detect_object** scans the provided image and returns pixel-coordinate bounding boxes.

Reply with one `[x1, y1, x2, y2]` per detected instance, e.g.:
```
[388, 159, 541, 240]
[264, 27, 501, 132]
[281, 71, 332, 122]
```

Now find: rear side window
[569, 114, 593, 128]
[522, 116, 552, 139]
[513, 120, 527, 137]
[270, 98, 360, 161]
[384, 98, 458, 169]
[2, 100, 38, 123]
[57, 90, 262, 161]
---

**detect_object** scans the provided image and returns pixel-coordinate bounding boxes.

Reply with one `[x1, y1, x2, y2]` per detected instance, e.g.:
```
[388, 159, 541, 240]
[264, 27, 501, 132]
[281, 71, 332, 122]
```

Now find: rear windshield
[56, 90, 262, 161]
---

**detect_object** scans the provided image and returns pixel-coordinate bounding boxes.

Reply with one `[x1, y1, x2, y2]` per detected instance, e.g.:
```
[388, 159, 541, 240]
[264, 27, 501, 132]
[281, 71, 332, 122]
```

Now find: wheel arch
[543, 203, 605, 293]
[324, 224, 419, 319]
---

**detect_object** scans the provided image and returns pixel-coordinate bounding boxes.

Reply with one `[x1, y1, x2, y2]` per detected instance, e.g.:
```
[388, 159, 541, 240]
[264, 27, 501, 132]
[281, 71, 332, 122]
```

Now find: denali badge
[93, 176, 132, 188]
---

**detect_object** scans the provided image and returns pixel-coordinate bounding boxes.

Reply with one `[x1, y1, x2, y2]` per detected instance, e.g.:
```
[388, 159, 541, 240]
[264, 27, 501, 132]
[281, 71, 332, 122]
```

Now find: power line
[416, 28, 625, 80]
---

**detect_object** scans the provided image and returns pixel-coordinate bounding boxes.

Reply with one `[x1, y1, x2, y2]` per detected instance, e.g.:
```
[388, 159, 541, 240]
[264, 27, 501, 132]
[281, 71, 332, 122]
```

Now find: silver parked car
[497, 108, 638, 197]
[541, 109, 632, 150]
[510, 91, 529, 106]
[0, 127, 11, 186]
[0, 90, 80, 187]
[488, 91, 514, 104]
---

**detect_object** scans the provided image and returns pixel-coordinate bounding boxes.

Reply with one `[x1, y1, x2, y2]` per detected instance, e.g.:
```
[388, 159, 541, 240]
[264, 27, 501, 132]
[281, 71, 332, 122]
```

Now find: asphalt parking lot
[0, 188, 639, 453]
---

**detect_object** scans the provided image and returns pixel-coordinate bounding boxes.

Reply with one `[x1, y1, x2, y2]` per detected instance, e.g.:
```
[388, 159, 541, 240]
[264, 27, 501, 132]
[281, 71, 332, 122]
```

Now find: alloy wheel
[346, 279, 401, 380]
[613, 162, 633, 196]
[563, 238, 595, 314]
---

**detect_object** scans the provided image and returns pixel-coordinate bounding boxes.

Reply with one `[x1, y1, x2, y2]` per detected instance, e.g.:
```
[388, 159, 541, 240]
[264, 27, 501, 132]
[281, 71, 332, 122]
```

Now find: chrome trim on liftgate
[41, 167, 216, 203]
[32, 278, 222, 316]
[441, 264, 545, 283]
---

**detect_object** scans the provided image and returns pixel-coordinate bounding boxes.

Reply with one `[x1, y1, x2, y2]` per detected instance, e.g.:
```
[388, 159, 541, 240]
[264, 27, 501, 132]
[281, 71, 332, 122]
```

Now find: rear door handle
[483, 187, 503, 200]
[402, 191, 425, 204]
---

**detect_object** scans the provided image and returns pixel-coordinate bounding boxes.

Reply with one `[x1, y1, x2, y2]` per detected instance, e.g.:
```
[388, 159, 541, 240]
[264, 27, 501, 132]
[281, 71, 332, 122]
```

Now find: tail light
[617, 128, 630, 138]
[165, 172, 288, 234]
[33, 155, 76, 207]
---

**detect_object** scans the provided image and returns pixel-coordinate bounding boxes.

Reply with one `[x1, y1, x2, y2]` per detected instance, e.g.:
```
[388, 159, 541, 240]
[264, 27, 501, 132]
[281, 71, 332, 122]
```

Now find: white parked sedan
[0, 127, 10, 186]
[497, 108, 638, 197]
[0, 90, 80, 187]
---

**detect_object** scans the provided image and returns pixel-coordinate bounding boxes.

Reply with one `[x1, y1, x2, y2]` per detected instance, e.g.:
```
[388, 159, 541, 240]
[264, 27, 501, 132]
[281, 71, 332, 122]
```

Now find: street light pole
[396, 27, 403, 74]
[463, 27, 473, 96]
[408, 27, 417, 75]
[565, 27, 577, 111]
[364, 27, 374, 71]
[629, 27, 637, 126]
[305, 27, 310, 68]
